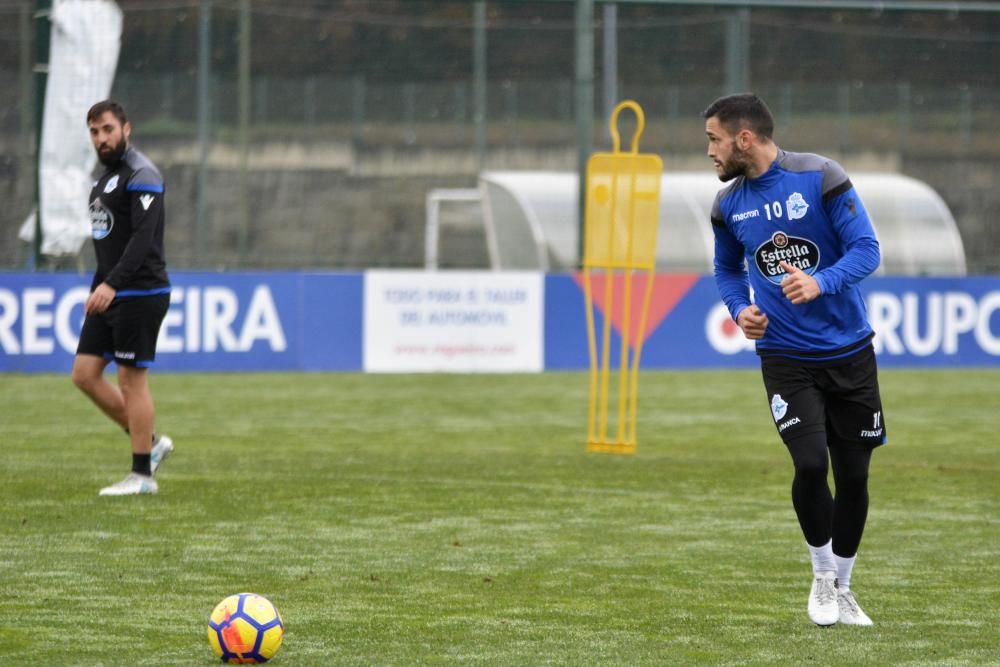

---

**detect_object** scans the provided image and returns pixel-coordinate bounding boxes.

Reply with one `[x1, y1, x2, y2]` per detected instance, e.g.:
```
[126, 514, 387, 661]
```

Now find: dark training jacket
[88, 145, 170, 295]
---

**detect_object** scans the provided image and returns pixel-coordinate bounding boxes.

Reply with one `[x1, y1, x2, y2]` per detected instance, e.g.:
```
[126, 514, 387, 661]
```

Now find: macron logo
[139, 194, 155, 211]
[731, 209, 760, 222]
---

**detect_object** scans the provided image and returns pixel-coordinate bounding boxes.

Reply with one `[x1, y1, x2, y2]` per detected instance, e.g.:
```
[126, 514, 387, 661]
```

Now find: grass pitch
[1, 369, 998, 665]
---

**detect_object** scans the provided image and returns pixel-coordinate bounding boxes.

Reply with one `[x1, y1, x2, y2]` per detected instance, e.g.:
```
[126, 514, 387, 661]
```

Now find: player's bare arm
[779, 260, 822, 305]
[736, 304, 769, 340]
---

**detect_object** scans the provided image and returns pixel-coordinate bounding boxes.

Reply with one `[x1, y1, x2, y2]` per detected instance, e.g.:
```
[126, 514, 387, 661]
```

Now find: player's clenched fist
[736, 304, 769, 340]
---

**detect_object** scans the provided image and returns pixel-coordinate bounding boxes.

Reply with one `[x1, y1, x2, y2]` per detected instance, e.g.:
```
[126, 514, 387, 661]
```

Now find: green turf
[1, 369, 998, 665]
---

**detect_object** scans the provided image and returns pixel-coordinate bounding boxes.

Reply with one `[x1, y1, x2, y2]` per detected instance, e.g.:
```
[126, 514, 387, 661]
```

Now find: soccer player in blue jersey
[704, 93, 885, 626]
[72, 101, 173, 496]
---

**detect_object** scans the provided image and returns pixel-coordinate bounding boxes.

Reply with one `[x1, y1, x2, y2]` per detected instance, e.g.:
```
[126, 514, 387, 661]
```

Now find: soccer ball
[207, 593, 284, 664]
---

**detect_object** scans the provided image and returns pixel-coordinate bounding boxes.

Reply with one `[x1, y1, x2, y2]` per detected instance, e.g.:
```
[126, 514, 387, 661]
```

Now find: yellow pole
[583, 269, 598, 444]
[598, 267, 614, 443]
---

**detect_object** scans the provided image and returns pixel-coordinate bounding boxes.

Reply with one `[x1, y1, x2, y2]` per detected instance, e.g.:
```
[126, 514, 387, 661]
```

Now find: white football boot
[150, 434, 174, 475]
[807, 571, 839, 626]
[99, 472, 158, 496]
[837, 589, 873, 626]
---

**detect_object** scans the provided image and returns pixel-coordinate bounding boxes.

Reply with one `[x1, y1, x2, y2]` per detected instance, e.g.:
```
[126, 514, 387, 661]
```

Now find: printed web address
[394, 344, 517, 357]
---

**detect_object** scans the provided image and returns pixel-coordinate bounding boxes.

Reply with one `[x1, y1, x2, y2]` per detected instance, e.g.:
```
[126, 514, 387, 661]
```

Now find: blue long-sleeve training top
[710, 149, 881, 360]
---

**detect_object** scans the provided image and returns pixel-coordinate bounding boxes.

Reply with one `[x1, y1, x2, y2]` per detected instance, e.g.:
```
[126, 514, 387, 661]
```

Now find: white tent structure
[426, 171, 966, 275]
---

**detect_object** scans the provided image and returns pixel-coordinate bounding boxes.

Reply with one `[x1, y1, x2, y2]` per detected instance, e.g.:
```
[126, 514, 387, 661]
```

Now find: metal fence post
[602, 3, 618, 125]
[20, 2, 33, 157]
[838, 82, 851, 154]
[725, 8, 750, 93]
[959, 85, 972, 156]
[352, 74, 365, 144]
[575, 0, 594, 268]
[473, 0, 487, 169]
[195, 0, 212, 267]
[32, 0, 51, 270]
[237, 0, 251, 265]
[897, 81, 910, 156]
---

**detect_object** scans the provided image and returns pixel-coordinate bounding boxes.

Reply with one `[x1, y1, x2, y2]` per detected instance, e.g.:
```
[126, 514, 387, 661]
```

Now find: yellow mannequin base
[587, 441, 636, 455]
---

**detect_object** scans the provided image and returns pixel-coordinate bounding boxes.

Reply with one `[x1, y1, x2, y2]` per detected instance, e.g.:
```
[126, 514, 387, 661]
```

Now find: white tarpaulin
[19, 0, 122, 256]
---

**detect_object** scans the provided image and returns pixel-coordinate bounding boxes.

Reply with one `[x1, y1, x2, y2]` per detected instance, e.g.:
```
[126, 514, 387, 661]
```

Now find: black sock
[132, 453, 152, 477]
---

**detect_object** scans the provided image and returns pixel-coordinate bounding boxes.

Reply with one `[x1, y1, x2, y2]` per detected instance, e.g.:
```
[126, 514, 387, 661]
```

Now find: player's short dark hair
[702, 93, 774, 139]
[86, 100, 128, 126]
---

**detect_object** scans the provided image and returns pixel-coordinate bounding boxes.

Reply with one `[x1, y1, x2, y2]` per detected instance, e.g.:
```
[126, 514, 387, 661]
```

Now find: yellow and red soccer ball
[207, 593, 284, 663]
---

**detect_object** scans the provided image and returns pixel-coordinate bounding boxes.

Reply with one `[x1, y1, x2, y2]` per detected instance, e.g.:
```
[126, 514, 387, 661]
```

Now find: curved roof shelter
[474, 170, 966, 275]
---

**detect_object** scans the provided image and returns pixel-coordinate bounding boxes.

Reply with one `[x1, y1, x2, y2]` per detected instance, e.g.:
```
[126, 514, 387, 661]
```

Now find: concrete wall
[2, 141, 998, 273]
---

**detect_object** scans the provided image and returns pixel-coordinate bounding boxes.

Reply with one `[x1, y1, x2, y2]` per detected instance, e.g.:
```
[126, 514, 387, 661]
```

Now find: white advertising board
[364, 271, 543, 372]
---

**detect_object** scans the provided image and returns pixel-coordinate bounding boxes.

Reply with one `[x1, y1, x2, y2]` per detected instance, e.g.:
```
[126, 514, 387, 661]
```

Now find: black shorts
[77, 293, 170, 368]
[760, 345, 886, 448]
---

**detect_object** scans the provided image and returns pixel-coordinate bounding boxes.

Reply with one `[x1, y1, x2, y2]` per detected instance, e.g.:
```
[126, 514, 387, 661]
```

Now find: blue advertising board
[1, 271, 998, 373]
[0, 271, 363, 373]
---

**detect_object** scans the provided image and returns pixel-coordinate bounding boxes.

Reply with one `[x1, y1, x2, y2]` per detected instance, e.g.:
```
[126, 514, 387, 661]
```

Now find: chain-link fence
[2, 0, 999, 272]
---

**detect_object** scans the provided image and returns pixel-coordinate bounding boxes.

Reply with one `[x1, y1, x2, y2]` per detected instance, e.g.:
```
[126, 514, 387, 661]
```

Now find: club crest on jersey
[89, 198, 114, 240]
[770, 394, 788, 421]
[786, 192, 809, 220]
[754, 232, 820, 285]
[103, 174, 119, 193]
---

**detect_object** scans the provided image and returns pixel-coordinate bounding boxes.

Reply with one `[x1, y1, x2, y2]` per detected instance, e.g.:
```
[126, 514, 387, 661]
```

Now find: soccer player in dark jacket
[71, 100, 174, 496]
[704, 93, 885, 627]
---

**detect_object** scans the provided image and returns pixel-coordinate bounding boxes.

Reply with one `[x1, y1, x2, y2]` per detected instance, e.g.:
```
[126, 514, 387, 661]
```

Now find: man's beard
[717, 143, 751, 182]
[96, 138, 126, 166]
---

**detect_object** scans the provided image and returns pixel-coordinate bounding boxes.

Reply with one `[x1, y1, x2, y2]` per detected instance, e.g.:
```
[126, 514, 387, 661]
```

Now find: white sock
[835, 553, 857, 590]
[808, 539, 836, 575]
